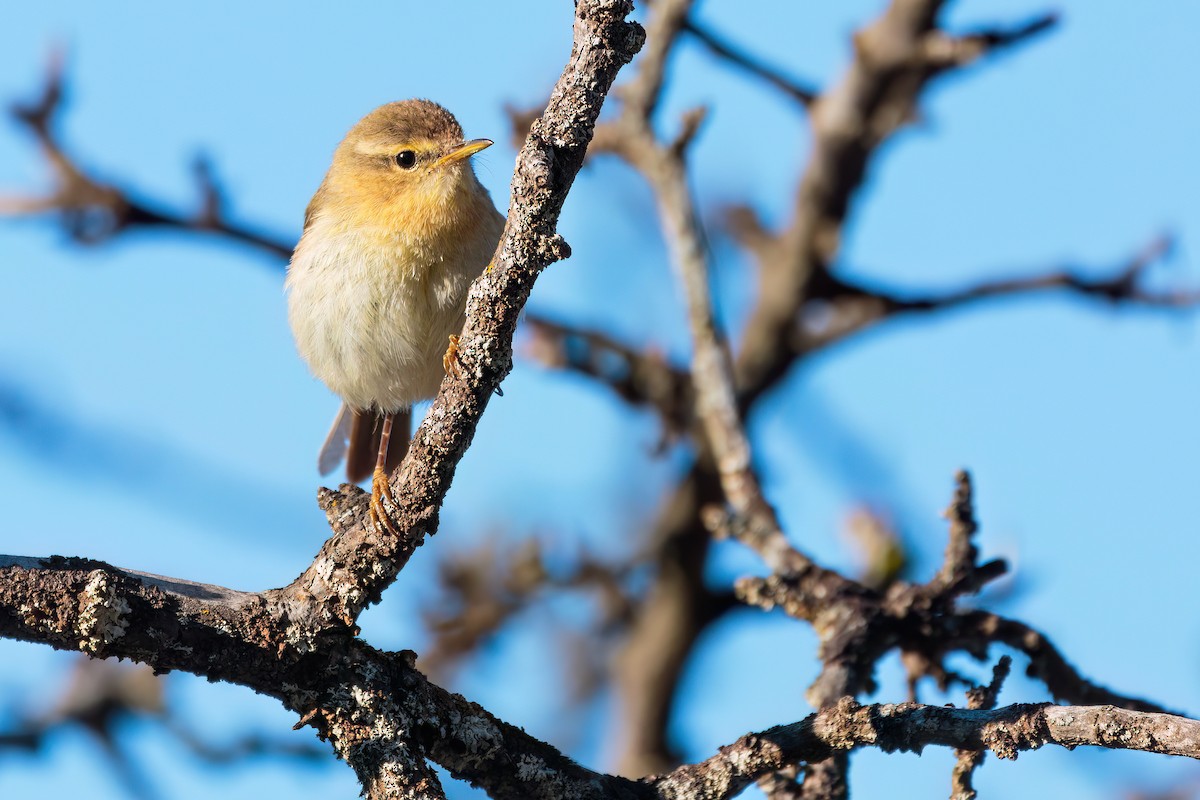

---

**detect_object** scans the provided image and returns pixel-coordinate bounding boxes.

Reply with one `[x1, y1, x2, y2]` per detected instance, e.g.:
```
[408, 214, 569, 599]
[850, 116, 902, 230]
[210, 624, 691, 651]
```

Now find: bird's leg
[443, 334, 463, 379]
[369, 413, 402, 536]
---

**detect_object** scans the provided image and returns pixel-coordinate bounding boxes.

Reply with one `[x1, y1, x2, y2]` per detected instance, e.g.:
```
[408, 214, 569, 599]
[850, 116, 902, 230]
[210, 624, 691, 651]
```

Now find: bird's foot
[443, 334, 463, 380]
[369, 467, 402, 536]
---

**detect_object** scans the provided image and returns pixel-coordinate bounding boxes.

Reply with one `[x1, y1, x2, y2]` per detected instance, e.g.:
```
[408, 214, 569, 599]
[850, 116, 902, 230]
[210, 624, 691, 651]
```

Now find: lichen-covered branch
[0, 554, 639, 800]
[6, 550, 1195, 800]
[655, 697, 1200, 800]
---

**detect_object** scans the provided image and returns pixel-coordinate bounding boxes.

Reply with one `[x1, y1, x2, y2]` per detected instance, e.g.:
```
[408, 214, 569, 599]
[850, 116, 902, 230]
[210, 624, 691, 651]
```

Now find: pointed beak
[434, 138, 493, 168]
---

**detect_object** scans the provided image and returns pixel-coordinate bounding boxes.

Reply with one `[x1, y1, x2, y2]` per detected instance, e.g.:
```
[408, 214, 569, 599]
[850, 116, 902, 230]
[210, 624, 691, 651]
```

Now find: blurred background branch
[0, 659, 325, 800]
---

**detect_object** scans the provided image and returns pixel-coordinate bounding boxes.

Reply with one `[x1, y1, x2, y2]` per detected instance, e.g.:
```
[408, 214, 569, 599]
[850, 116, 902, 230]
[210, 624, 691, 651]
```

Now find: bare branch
[616, 0, 798, 574]
[952, 612, 1171, 715]
[2, 52, 292, 260]
[682, 17, 817, 106]
[1, 2, 1190, 798]
[617, 0, 690, 124]
[654, 698, 1200, 800]
[525, 314, 693, 441]
[420, 537, 635, 678]
[734, 1, 1059, 405]
[588, 6, 1087, 793]
[797, 235, 1198, 357]
[883, 235, 1193, 311]
[921, 13, 1059, 71]
[0, 555, 646, 800]
[925, 470, 1005, 601]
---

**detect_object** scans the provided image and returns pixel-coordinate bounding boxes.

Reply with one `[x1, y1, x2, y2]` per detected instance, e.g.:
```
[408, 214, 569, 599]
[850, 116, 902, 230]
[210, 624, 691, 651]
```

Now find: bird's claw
[443, 334, 463, 380]
[369, 467, 402, 536]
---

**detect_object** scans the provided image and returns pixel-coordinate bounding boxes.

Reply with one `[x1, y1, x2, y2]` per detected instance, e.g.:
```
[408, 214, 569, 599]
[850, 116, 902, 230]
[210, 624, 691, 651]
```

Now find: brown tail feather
[345, 408, 411, 484]
[386, 408, 411, 475]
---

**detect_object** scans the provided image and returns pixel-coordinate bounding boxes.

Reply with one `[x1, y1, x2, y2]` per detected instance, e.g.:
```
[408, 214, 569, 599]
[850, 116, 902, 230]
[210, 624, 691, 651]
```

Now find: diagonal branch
[921, 13, 1059, 71]
[734, 2, 1061, 405]
[610, 0, 803, 575]
[681, 17, 817, 106]
[950, 611, 1170, 714]
[271, 0, 645, 634]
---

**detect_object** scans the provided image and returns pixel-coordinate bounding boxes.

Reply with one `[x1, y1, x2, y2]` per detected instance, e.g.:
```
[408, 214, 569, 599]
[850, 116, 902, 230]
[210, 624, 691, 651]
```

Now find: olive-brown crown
[347, 100, 464, 151]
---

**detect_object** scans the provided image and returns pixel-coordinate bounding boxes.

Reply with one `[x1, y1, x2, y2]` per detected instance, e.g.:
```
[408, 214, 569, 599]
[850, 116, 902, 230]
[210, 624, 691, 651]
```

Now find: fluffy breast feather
[286, 178, 503, 413]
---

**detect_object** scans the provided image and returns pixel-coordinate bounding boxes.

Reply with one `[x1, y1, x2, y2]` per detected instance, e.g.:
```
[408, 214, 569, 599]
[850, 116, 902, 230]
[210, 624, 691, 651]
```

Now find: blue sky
[1, 1, 1199, 799]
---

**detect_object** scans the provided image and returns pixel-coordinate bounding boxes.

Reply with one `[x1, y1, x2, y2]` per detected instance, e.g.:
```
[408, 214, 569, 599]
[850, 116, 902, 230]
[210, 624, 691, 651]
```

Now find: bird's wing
[301, 177, 331, 234]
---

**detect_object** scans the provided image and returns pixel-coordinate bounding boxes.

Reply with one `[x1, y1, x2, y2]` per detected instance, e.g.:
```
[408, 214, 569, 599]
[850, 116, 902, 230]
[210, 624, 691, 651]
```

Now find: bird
[286, 100, 505, 533]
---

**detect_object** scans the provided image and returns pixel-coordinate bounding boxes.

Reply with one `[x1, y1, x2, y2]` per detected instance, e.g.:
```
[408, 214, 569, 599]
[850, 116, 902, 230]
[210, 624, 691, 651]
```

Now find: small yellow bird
[286, 100, 505, 531]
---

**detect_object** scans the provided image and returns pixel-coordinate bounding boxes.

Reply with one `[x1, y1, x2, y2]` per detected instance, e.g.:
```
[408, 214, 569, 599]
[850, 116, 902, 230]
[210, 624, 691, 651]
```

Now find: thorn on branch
[538, 232, 572, 263]
[292, 708, 321, 732]
[1102, 233, 1176, 301]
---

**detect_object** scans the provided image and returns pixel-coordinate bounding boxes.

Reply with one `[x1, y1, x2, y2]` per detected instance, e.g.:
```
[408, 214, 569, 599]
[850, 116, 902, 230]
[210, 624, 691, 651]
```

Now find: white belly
[286, 223, 477, 413]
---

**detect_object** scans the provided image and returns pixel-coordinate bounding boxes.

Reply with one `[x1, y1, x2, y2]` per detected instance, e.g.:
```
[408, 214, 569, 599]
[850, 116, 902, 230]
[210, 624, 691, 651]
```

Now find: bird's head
[322, 99, 494, 233]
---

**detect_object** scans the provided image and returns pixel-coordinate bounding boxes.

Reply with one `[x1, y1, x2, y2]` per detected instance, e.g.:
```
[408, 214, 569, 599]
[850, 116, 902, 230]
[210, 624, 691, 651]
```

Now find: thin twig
[950, 656, 1011, 800]
[682, 17, 817, 106]
[2, 53, 292, 260]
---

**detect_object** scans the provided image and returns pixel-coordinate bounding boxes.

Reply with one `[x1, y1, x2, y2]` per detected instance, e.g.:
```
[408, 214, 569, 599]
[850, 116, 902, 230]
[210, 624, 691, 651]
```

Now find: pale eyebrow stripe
[353, 138, 439, 158]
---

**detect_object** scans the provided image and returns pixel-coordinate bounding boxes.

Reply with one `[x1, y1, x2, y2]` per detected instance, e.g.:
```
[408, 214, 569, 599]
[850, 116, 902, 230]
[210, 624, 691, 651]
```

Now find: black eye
[394, 150, 417, 169]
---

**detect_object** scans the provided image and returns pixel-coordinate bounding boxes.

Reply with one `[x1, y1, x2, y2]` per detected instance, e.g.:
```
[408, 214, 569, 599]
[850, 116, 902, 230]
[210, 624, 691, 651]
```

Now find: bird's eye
[394, 150, 417, 169]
